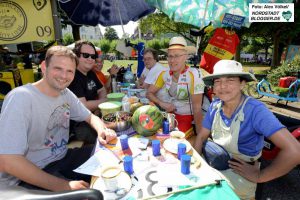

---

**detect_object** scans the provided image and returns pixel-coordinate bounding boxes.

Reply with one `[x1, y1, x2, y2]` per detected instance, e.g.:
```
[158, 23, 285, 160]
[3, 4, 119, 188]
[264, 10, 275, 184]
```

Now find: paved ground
[256, 98, 300, 200]
[257, 160, 300, 200]
[261, 97, 300, 124]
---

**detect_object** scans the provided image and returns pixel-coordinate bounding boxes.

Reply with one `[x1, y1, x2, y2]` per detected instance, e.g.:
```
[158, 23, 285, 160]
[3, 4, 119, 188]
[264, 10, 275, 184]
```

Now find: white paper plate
[163, 138, 192, 154]
[92, 171, 132, 199]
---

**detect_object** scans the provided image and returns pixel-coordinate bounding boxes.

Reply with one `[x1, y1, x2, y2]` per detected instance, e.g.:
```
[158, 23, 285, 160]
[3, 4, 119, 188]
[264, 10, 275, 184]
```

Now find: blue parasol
[58, 0, 155, 28]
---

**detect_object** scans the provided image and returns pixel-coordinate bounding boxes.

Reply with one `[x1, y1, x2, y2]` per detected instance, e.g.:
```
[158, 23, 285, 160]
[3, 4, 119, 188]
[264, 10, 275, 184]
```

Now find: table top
[89, 133, 239, 200]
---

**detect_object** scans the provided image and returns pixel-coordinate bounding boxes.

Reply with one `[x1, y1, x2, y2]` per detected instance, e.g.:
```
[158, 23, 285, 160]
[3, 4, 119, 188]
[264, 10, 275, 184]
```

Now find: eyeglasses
[80, 53, 97, 59]
[167, 54, 186, 60]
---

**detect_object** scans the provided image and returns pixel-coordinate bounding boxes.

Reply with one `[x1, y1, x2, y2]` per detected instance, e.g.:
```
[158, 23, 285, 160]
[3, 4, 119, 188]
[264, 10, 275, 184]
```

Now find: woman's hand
[109, 64, 119, 75]
[228, 157, 260, 183]
[138, 76, 146, 88]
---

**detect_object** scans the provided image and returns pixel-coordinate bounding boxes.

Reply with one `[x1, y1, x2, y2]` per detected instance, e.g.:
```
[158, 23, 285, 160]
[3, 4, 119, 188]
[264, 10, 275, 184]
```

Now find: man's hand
[68, 180, 90, 190]
[228, 157, 260, 183]
[160, 102, 176, 113]
[87, 114, 117, 145]
[98, 128, 117, 144]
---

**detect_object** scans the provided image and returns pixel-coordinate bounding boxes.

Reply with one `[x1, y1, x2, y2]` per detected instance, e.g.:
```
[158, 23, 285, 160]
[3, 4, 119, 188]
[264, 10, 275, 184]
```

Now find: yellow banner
[0, 0, 55, 45]
[204, 44, 234, 60]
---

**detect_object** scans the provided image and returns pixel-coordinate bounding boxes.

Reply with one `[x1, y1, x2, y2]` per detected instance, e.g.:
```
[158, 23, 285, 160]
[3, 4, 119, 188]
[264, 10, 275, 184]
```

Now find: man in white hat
[147, 37, 205, 138]
[194, 60, 300, 199]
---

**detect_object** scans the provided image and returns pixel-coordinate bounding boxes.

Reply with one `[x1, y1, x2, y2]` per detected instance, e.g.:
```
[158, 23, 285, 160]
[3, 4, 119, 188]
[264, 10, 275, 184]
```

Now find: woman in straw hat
[147, 37, 205, 138]
[194, 60, 300, 199]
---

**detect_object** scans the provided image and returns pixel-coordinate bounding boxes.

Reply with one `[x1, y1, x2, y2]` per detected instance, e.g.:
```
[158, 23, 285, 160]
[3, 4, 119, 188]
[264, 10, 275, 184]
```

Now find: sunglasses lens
[81, 53, 97, 59]
[81, 53, 89, 58]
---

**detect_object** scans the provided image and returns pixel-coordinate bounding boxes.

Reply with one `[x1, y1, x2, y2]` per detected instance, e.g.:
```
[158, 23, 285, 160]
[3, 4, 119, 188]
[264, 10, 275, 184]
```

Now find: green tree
[146, 39, 162, 51]
[99, 39, 111, 54]
[242, 37, 273, 60]
[104, 27, 119, 41]
[240, 3, 300, 68]
[140, 12, 196, 44]
[110, 40, 118, 54]
[62, 33, 74, 46]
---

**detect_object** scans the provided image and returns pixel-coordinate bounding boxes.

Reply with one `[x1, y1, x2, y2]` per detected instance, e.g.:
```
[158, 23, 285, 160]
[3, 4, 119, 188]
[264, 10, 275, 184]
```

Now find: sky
[99, 21, 138, 38]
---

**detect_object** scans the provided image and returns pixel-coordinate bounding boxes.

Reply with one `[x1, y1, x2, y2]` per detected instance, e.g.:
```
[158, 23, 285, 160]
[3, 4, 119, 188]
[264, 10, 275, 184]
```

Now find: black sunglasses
[80, 53, 97, 59]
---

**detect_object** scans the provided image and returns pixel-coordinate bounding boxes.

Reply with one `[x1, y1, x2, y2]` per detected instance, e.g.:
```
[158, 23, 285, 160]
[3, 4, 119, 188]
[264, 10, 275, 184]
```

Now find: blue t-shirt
[202, 96, 285, 156]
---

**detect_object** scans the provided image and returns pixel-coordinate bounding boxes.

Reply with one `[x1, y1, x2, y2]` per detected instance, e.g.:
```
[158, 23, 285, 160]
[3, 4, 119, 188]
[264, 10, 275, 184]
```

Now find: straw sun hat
[203, 60, 256, 86]
[162, 37, 196, 54]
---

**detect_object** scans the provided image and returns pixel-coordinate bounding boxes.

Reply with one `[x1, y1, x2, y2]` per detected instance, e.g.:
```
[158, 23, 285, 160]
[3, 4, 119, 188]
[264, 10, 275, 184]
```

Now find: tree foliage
[242, 36, 273, 60]
[267, 55, 300, 86]
[146, 39, 162, 51]
[62, 33, 74, 46]
[98, 39, 111, 54]
[104, 27, 119, 41]
[140, 12, 197, 44]
[240, 2, 300, 67]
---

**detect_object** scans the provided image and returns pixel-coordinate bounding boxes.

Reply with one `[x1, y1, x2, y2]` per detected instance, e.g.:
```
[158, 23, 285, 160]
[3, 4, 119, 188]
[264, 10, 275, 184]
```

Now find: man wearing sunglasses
[68, 40, 107, 144]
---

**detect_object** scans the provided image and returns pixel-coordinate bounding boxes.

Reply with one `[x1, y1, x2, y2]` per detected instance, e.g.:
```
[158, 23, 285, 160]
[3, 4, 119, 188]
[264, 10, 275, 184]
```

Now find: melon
[131, 105, 163, 137]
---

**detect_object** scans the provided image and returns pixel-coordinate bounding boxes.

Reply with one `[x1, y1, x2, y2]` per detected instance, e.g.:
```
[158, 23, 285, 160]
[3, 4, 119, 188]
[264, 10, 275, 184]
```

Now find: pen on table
[142, 180, 222, 200]
[118, 151, 142, 164]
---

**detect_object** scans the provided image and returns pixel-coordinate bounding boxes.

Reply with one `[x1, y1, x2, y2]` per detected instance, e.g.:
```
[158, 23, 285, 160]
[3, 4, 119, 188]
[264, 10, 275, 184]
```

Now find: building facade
[62, 25, 103, 40]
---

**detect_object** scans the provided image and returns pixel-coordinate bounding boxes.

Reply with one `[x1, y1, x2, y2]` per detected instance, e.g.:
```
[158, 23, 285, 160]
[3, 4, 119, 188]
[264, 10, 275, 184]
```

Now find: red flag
[200, 28, 240, 74]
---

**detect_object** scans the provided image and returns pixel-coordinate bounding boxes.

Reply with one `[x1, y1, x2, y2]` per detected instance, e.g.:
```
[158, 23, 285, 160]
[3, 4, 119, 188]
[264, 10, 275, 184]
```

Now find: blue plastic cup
[123, 155, 133, 175]
[177, 143, 186, 160]
[181, 154, 191, 175]
[152, 140, 161, 156]
[120, 135, 129, 150]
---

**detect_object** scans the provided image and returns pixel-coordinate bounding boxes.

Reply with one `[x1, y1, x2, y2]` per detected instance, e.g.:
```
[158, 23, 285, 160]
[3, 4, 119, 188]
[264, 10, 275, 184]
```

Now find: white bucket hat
[203, 60, 256, 86]
[162, 37, 196, 54]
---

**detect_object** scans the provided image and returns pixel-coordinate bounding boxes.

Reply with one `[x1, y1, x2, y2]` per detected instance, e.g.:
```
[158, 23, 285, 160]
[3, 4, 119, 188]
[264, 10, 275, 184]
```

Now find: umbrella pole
[51, 0, 62, 44]
[115, 0, 126, 37]
[196, 36, 200, 56]
[196, 0, 211, 56]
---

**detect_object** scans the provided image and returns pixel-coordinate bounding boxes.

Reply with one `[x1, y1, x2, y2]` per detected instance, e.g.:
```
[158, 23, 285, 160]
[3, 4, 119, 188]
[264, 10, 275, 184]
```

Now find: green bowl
[107, 93, 125, 102]
[98, 101, 122, 116]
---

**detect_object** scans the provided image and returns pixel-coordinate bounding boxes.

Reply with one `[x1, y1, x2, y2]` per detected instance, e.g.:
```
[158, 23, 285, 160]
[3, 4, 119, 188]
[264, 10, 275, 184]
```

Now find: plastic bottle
[111, 75, 117, 93]
[116, 82, 121, 93]
[123, 66, 134, 84]
[163, 118, 170, 134]
[122, 95, 130, 112]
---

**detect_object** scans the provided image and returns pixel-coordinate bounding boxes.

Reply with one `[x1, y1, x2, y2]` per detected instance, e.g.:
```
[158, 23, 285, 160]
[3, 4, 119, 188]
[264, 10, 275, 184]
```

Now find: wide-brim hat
[203, 60, 256, 86]
[161, 37, 196, 54]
